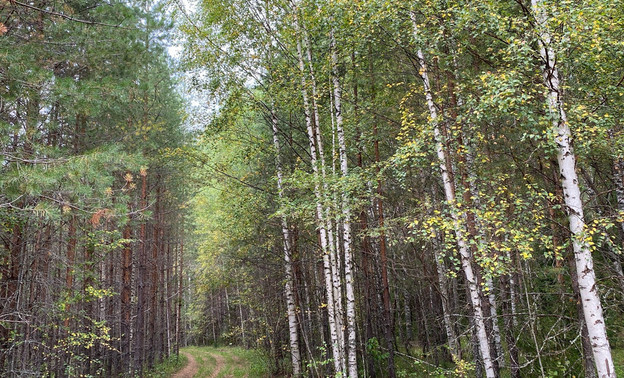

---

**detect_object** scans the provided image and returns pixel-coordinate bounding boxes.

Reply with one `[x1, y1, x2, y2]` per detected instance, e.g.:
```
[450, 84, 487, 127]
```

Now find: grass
[181, 346, 270, 377]
[145, 352, 187, 377]
[614, 348, 624, 376]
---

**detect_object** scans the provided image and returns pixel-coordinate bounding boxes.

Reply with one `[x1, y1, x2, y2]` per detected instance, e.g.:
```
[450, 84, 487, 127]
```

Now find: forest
[1, 0, 624, 377]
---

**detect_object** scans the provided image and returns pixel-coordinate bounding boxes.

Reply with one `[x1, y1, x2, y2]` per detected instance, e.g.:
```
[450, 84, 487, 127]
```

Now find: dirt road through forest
[172, 352, 199, 378]
[170, 346, 265, 377]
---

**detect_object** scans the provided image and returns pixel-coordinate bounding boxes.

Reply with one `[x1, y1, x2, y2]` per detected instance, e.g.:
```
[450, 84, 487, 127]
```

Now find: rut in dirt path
[172, 352, 198, 378]
[172, 350, 225, 378]
[207, 352, 225, 378]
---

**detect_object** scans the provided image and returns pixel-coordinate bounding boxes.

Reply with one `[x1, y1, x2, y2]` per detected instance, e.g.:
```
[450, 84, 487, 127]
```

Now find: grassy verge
[145, 353, 187, 377]
[614, 348, 624, 376]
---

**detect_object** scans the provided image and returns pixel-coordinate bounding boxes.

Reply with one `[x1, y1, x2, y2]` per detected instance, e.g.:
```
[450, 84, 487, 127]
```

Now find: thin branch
[11, 0, 131, 29]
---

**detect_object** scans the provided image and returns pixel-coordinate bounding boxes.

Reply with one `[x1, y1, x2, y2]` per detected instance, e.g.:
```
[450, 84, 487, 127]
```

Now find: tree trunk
[294, 19, 342, 373]
[432, 234, 461, 361]
[64, 214, 76, 329]
[364, 39, 396, 378]
[175, 241, 183, 355]
[121, 219, 132, 372]
[149, 186, 161, 365]
[270, 108, 302, 376]
[135, 169, 147, 372]
[531, 1, 615, 375]
[330, 30, 358, 377]
[411, 18, 496, 377]
[608, 144, 624, 293]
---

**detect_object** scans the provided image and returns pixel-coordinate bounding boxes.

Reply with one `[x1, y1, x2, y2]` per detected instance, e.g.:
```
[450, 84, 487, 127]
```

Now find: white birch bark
[270, 109, 302, 376]
[411, 18, 496, 378]
[461, 91, 504, 368]
[329, 70, 348, 376]
[532, 1, 615, 376]
[294, 20, 342, 373]
[301, 14, 349, 373]
[330, 28, 358, 378]
[486, 279, 503, 367]
[301, 20, 346, 371]
[327, 220, 346, 373]
[237, 283, 246, 346]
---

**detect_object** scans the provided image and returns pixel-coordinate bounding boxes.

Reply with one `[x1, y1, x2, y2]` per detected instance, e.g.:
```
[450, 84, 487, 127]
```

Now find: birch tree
[531, 0, 615, 376]
[330, 27, 358, 378]
[411, 16, 497, 378]
[270, 108, 302, 376]
[293, 10, 344, 372]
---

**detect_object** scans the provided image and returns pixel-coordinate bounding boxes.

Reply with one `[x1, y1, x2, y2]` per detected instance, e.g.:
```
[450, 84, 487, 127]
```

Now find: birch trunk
[532, 1, 615, 376]
[298, 14, 348, 371]
[502, 239, 519, 377]
[330, 29, 358, 378]
[270, 109, 302, 375]
[302, 29, 345, 353]
[303, 28, 345, 366]
[411, 19, 496, 378]
[463, 132, 504, 369]
[486, 279, 503, 368]
[294, 20, 342, 373]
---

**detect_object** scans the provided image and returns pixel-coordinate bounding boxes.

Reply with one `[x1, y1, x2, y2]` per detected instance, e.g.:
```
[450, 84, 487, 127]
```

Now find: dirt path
[172, 350, 225, 378]
[172, 352, 198, 378]
[172, 347, 265, 377]
[208, 352, 225, 378]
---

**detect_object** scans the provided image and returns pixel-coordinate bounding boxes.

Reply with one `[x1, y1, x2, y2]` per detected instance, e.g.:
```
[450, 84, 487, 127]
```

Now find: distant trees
[0, 1, 189, 375]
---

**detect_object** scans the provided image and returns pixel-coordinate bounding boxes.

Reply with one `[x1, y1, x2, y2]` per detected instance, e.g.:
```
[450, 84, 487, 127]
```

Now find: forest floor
[170, 346, 270, 377]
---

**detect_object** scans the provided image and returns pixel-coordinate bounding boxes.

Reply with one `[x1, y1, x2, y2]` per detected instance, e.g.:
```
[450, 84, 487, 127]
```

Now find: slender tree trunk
[569, 253, 598, 378]
[1, 217, 23, 371]
[330, 29, 358, 378]
[499, 229, 520, 378]
[432, 234, 461, 361]
[149, 186, 161, 365]
[357, 151, 376, 376]
[532, 1, 615, 375]
[550, 169, 597, 376]
[270, 108, 302, 376]
[135, 169, 147, 372]
[484, 278, 502, 370]
[614, 155, 624, 238]
[64, 214, 76, 329]
[363, 39, 396, 378]
[354, 54, 378, 375]
[608, 137, 624, 292]
[500, 272, 519, 378]
[294, 20, 342, 373]
[84, 222, 96, 375]
[175, 241, 183, 355]
[303, 23, 347, 374]
[122, 214, 132, 372]
[411, 19, 496, 378]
